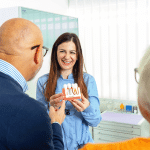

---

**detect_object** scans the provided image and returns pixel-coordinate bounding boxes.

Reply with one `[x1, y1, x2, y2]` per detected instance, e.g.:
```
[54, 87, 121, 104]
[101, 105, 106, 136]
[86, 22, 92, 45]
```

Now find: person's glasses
[134, 68, 139, 84]
[42, 46, 49, 57]
[31, 45, 49, 57]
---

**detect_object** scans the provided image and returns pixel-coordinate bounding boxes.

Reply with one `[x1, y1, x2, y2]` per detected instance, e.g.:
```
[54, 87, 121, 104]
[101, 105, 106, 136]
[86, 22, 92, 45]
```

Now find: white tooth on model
[74, 83, 77, 89]
[78, 87, 81, 96]
[69, 88, 73, 96]
[64, 84, 67, 89]
[67, 83, 72, 97]
[64, 84, 68, 95]
[72, 83, 75, 89]
[64, 83, 81, 98]
[67, 83, 71, 89]
[74, 83, 78, 95]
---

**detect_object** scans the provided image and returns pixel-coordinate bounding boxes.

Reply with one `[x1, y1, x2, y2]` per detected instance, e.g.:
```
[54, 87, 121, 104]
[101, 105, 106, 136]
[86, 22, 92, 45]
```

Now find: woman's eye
[60, 51, 65, 53]
[71, 52, 76, 54]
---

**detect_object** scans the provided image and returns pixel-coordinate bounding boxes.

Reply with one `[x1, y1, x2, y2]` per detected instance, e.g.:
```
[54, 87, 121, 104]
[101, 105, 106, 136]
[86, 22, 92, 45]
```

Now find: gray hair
[138, 46, 150, 117]
[138, 46, 150, 75]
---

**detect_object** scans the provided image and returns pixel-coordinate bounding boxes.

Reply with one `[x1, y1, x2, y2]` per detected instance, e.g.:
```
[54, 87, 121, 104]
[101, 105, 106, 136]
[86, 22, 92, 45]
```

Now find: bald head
[0, 18, 44, 81]
[0, 18, 43, 55]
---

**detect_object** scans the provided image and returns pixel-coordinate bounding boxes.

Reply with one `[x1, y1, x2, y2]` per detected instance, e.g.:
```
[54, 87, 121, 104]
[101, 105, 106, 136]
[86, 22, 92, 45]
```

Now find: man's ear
[34, 47, 41, 64]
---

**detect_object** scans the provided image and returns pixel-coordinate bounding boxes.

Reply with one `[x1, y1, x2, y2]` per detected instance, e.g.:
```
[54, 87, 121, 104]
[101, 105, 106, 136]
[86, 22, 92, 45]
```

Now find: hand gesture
[49, 100, 66, 125]
[49, 93, 64, 110]
[70, 93, 90, 112]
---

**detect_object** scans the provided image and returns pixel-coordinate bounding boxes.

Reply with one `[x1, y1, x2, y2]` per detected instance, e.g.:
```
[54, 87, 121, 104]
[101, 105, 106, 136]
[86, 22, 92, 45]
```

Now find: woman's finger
[72, 99, 84, 108]
[50, 93, 63, 101]
[50, 96, 64, 106]
[70, 100, 84, 112]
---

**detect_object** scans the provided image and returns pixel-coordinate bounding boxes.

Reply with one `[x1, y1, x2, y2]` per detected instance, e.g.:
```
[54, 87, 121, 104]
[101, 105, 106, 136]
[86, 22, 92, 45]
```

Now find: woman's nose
[64, 53, 70, 59]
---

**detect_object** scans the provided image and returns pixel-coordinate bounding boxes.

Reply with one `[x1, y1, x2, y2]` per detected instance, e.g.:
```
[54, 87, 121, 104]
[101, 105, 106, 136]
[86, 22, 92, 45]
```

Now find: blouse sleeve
[81, 74, 102, 127]
[36, 76, 49, 113]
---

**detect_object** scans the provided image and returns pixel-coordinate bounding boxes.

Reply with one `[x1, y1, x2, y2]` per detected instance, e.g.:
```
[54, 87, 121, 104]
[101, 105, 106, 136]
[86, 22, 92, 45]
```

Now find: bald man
[79, 47, 150, 150]
[0, 18, 65, 150]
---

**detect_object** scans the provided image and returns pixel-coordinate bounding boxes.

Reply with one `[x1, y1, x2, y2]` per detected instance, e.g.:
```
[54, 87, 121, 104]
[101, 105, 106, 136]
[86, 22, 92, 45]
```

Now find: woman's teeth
[63, 60, 71, 64]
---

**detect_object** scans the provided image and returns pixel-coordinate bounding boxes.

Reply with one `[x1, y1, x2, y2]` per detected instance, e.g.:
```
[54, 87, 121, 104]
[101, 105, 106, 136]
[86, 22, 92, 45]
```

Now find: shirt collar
[0, 59, 28, 92]
[60, 73, 73, 79]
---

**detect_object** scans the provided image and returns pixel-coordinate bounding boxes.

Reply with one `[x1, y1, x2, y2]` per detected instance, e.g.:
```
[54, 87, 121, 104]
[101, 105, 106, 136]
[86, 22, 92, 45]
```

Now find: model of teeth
[62, 83, 81, 100]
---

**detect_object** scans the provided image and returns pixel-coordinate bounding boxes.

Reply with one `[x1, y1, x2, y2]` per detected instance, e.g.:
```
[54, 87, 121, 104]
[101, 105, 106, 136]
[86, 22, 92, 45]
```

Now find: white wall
[69, 0, 149, 101]
[0, 7, 19, 26]
[0, 0, 69, 15]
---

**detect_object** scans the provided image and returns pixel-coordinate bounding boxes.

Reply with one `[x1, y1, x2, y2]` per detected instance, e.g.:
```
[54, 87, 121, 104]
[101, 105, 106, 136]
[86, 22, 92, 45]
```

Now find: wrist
[51, 119, 56, 124]
[51, 119, 62, 125]
[52, 121, 61, 126]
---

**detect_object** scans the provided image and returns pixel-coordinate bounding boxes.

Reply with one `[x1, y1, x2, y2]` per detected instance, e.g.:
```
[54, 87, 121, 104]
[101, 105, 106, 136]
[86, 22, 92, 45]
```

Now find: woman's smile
[57, 41, 77, 73]
[62, 60, 73, 65]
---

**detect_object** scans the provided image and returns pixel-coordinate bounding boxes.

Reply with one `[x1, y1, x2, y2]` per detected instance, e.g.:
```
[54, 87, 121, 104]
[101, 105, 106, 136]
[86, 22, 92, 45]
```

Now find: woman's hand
[49, 93, 64, 110]
[70, 93, 90, 112]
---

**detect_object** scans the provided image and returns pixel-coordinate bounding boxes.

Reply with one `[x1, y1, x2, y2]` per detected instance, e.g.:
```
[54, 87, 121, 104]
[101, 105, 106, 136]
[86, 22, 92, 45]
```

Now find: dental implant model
[62, 83, 81, 100]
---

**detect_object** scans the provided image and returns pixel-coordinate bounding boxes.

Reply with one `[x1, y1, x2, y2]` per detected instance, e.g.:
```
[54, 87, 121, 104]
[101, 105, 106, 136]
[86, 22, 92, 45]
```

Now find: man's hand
[49, 100, 66, 125]
[49, 93, 64, 110]
[70, 93, 90, 112]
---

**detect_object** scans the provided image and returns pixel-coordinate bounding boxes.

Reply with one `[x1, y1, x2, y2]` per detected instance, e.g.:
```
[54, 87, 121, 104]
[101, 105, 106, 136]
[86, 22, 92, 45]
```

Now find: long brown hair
[45, 32, 88, 102]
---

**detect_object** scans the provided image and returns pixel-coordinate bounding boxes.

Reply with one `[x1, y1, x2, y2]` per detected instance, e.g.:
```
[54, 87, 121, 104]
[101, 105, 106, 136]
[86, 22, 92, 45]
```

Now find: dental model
[62, 83, 81, 100]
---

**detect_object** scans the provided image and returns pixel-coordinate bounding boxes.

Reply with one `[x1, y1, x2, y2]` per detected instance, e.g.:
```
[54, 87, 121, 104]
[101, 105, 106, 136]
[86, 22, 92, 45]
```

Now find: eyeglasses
[31, 45, 49, 57]
[42, 46, 49, 57]
[134, 68, 139, 84]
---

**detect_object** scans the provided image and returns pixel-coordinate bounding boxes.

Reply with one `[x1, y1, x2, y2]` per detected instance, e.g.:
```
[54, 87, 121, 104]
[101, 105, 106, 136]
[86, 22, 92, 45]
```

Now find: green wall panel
[21, 7, 79, 48]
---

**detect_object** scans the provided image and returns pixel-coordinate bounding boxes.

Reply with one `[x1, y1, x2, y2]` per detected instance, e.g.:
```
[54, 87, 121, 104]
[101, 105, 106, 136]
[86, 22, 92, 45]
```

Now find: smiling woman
[36, 32, 102, 150]
[57, 41, 77, 78]
[44, 32, 88, 101]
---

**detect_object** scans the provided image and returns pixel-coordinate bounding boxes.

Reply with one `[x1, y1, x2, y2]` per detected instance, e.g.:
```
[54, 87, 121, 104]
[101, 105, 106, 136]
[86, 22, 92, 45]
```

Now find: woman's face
[57, 41, 77, 73]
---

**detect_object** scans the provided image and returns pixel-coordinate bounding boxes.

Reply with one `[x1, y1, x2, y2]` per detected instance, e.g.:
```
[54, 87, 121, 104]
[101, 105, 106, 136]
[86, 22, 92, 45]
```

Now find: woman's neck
[61, 70, 72, 79]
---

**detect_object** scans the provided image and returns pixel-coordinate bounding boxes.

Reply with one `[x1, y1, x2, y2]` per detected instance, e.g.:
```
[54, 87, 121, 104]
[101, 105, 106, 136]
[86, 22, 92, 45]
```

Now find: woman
[36, 32, 102, 150]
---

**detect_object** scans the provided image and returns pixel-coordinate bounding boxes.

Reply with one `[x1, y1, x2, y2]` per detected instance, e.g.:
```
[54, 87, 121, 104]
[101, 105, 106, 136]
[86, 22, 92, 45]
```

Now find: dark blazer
[0, 72, 64, 150]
